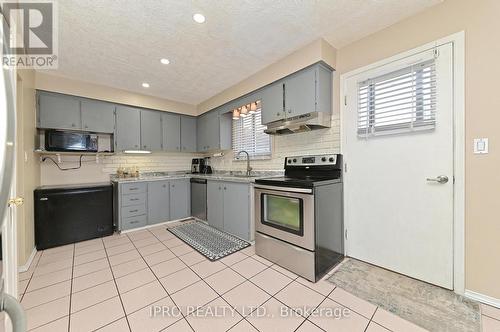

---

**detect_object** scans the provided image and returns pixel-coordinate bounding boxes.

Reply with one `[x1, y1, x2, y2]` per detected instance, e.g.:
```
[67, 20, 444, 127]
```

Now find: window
[358, 59, 436, 137]
[232, 104, 271, 159]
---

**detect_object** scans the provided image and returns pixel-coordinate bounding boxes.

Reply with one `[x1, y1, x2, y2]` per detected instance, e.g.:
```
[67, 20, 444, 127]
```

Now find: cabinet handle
[218, 186, 221, 190]
[84, 125, 88, 129]
[135, 145, 139, 148]
[130, 198, 139, 201]
[129, 209, 138, 213]
[288, 109, 292, 114]
[276, 112, 280, 116]
[129, 188, 138, 191]
[71, 123, 76, 127]
[162, 184, 166, 188]
[143, 145, 147, 148]
[130, 220, 139, 224]
[224, 187, 227, 190]
[172, 184, 175, 188]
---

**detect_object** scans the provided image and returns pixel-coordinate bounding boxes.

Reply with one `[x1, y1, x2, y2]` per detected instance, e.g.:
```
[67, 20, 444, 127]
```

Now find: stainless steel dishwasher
[190, 178, 207, 221]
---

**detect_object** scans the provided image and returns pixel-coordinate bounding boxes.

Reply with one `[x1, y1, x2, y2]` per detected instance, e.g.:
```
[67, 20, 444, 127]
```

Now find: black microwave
[45, 130, 98, 152]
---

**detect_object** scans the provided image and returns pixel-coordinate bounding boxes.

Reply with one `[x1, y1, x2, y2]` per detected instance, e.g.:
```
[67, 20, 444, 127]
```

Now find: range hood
[264, 112, 331, 135]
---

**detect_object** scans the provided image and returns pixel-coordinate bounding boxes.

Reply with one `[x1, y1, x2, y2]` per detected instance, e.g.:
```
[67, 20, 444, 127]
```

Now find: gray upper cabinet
[38, 92, 81, 130]
[115, 106, 141, 151]
[197, 110, 221, 152]
[207, 181, 224, 230]
[81, 99, 115, 133]
[147, 180, 170, 225]
[260, 81, 284, 124]
[284, 68, 317, 118]
[140, 110, 162, 151]
[180, 116, 197, 152]
[169, 179, 190, 220]
[162, 113, 181, 152]
[223, 182, 250, 240]
[260, 63, 333, 125]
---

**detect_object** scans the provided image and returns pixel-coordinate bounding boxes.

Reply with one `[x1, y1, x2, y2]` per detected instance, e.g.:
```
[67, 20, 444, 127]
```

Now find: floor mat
[168, 221, 250, 261]
[328, 259, 481, 332]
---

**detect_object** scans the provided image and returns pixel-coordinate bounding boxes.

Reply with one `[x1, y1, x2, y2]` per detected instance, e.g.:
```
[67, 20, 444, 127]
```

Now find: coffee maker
[191, 158, 205, 174]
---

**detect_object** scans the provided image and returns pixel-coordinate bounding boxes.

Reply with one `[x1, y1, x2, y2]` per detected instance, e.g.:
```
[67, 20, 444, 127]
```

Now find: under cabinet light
[123, 150, 151, 154]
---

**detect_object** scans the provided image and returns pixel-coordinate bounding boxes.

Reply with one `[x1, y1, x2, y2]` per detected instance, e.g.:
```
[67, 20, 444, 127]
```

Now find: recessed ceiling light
[193, 13, 205, 23]
[160, 58, 170, 65]
[142, 82, 150, 88]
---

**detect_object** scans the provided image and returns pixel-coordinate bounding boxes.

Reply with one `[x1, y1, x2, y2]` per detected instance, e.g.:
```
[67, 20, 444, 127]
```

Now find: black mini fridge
[34, 183, 114, 250]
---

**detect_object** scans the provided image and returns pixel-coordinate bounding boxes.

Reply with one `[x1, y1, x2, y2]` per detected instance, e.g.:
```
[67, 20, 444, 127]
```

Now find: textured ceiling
[51, 0, 441, 105]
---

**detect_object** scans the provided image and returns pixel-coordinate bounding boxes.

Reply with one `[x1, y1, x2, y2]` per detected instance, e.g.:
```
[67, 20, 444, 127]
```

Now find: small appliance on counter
[34, 183, 114, 249]
[202, 156, 213, 174]
[191, 158, 205, 173]
[254, 153, 344, 282]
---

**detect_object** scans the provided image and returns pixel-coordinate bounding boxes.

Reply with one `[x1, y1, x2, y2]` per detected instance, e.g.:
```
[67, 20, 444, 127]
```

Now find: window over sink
[232, 100, 271, 160]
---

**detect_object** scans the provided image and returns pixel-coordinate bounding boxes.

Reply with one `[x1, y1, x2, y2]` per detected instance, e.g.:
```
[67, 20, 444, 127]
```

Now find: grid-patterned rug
[168, 221, 250, 261]
[328, 259, 480, 332]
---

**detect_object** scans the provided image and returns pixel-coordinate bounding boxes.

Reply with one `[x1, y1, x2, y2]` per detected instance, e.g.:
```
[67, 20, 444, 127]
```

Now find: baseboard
[18, 247, 37, 273]
[465, 289, 500, 309]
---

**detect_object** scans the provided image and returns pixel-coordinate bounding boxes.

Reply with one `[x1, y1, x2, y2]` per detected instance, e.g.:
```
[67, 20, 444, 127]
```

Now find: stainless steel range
[254, 154, 343, 282]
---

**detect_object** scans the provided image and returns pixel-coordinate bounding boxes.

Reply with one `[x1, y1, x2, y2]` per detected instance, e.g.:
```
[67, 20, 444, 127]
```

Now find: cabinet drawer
[121, 182, 147, 194]
[121, 215, 147, 230]
[121, 204, 146, 218]
[121, 193, 146, 207]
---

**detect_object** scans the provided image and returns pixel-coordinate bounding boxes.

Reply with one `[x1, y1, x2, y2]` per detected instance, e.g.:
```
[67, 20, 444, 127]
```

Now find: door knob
[8, 197, 24, 207]
[426, 175, 449, 184]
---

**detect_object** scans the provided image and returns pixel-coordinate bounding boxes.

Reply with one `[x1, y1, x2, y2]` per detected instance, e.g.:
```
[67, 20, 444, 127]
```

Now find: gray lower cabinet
[223, 182, 250, 240]
[207, 180, 250, 240]
[119, 182, 147, 230]
[162, 113, 181, 152]
[207, 181, 224, 230]
[81, 99, 115, 133]
[169, 179, 190, 220]
[115, 106, 141, 151]
[38, 91, 81, 130]
[140, 110, 162, 151]
[147, 180, 170, 225]
[180, 116, 197, 152]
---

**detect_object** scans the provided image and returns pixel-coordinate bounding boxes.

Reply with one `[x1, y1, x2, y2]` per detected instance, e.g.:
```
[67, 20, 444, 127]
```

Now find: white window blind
[232, 108, 271, 159]
[358, 59, 437, 137]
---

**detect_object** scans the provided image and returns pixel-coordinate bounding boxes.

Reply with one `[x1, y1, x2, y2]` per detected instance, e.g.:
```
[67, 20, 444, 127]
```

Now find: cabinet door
[169, 179, 190, 220]
[147, 180, 170, 225]
[140, 110, 162, 151]
[207, 181, 224, 230]
[196, 114, 208, 152]
[260, 81, 284, 124]
[38, 92, 81, 130]
[284, 67, 316, 118]
[205, 111, 220, 150]
[115, 106, 141, 151]
[180, 116, 197, 152]
[81, 99, 115, 133]
[223, 182, 250, 240]
[162, 113, 181, 152]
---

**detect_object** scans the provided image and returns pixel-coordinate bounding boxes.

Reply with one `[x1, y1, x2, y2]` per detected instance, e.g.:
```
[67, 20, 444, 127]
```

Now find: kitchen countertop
[110, 170, 284, 184]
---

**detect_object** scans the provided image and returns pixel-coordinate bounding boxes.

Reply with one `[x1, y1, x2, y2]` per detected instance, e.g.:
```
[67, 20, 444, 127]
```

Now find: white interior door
[343, 43, 454, 289]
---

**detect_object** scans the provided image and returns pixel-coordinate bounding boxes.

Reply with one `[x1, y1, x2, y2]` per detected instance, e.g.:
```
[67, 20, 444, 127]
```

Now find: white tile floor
[12, 221, 500, 332]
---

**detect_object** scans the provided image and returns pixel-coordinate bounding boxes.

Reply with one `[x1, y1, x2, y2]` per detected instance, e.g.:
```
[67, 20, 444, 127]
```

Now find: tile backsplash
[207, 113, 340, 171]
[40, 113, 340, 186]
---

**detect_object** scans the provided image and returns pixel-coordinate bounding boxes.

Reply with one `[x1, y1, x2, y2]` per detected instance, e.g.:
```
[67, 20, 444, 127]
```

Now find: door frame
[339, 31, 465, 294]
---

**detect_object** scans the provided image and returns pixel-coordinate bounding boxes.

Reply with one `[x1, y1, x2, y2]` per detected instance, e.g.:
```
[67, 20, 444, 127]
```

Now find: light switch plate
[473, 138, 488, 154]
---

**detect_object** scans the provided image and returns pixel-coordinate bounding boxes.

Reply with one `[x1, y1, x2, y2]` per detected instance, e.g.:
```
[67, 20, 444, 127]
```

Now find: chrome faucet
[236, 150, 253, 176]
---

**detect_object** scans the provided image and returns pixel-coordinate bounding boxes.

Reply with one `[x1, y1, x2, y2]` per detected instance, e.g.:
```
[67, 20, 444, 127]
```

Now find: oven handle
[254, 184, 313, 194]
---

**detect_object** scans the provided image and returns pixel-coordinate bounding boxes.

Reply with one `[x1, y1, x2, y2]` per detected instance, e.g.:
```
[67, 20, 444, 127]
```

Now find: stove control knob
[321, 157, 327, 162]
[329, 157, 335, 162]
[293, 158, 297, 163]
[287, 159, 292, 164]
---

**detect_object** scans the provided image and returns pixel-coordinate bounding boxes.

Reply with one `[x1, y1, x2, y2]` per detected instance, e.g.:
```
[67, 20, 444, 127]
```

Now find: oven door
[255, 185, 315, 251]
